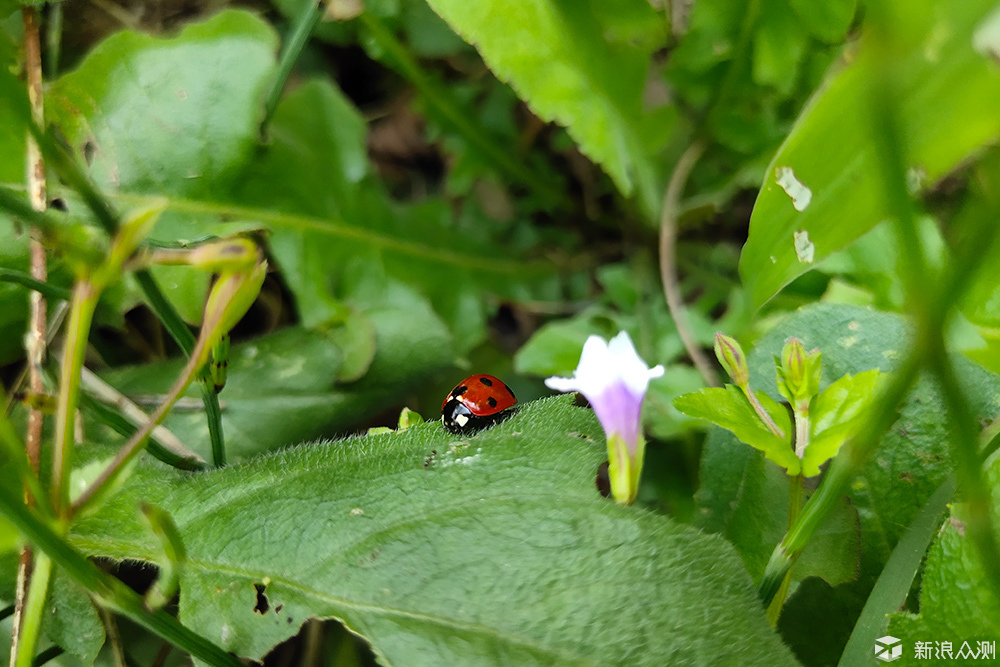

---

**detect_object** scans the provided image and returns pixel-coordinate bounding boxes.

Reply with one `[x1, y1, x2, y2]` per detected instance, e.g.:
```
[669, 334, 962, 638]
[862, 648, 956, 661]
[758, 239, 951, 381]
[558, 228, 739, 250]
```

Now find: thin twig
[70, 336, 209, 516]
[11, 9, 47, 667]
[658, 140, 719, 387]
[79, 366, 204, 464]
[99, 607, 127, 667]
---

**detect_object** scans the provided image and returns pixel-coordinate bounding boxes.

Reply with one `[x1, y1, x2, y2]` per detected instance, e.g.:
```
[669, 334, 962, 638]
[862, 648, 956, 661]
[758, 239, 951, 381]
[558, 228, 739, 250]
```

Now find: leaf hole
[595, 460, 611, 499]
[83, 139, 97, 166]
[253, 582, 270, 614]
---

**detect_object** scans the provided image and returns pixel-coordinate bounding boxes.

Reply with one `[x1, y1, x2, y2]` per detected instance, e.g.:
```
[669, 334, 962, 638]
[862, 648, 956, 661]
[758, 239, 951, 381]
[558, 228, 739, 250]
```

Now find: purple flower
[545, 332, 664, 505]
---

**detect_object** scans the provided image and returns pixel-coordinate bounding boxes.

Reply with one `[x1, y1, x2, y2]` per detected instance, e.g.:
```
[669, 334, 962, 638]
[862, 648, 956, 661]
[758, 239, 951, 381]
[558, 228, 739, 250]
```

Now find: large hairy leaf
[740, 0, 1000, 309]
[72, 396, 798, 666]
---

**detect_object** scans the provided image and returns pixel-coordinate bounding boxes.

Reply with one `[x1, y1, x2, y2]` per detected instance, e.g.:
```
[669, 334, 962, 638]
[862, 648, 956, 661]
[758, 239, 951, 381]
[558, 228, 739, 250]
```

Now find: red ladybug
[441, 374, 517, 434]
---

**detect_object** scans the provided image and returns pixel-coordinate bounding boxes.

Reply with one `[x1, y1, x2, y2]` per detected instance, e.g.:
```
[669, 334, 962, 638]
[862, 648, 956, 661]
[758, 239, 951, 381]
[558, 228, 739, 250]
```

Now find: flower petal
[607, 331, 664, 396]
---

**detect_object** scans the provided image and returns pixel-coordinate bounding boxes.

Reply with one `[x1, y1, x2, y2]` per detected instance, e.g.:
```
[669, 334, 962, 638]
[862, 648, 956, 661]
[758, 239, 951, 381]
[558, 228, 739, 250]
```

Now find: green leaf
[71, 396, 799, 666]
[0, 28, 25, 185]
[44, 10, 278, 322]
[752, 3, 808, 96]
[0, 556, 106, 665]
[326, 308, 377, 383]
[97, 286, 452, 461]
[674, 386, 798, 474]
[802, 368, 882, 476]
[889, 459, 1000, 662]
[229, 79, 561, 349]
[423, 0, 666, 214]
[789, 0, 856, 43]
[513, 308, 621, 377]
[0, 224, 32, 365]
[43, 569, 106, 665]
[740, 0, 1000, 309]
[838, 477, 955, 667]
[46, 11, 277, 197]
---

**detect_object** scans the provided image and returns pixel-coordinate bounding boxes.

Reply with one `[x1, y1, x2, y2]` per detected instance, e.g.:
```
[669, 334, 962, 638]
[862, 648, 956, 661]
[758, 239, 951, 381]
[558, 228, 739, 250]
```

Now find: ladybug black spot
[452, 385, 468, 398]
[478, 376, 493, 387]
[487, 396, 497, 408]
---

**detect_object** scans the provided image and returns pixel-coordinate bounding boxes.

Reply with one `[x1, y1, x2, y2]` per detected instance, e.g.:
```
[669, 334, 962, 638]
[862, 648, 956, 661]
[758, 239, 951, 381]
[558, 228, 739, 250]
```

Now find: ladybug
[441, 374, 517, 434]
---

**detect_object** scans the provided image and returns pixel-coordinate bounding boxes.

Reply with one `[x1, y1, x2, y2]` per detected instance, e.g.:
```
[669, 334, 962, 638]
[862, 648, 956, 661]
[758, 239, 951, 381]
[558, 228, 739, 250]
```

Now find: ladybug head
[442, 399, 474, 434]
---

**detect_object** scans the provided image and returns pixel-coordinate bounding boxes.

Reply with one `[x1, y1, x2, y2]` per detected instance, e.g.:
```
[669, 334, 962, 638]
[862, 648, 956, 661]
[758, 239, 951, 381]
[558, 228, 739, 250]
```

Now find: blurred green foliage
[0, 0, 999, 664]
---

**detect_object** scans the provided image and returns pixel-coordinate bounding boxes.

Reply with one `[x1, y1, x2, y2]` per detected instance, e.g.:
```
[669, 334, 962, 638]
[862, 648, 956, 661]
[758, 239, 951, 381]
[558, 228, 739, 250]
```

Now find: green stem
[758, 355, 922, 606]
[0, 268, 72, 301]
[24, 125, 118, 236]
[79, 391, 206, 471]
[981, 415, 1000, 463]
[0, 484, 242, 667]
[794, 406, 809, 460]
[262, 0, 325, 133]
[133, 271, 226, 464]
[741, 386, 785, 439]
[358, 11, 565, 207]
[70, 336, 210, 516]
[865, 17, 1000, 604]
[0, 139, 225, 468]
[200, 382, 226, 467]
[765, 473, 803, 625]
[44, 3, 63, 79]
[759, 8, 1000, 607]
[13, 552, 51, 667]
[51, 282, 99, 516]
[132, 271, 197, 351]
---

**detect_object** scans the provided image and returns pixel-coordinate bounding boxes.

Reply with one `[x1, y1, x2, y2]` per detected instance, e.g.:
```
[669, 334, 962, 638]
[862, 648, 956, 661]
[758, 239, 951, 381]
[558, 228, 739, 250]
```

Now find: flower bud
[198, 258, 267, 368]
[777, 337, 821, 405]
[714, 333, 749, 386]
